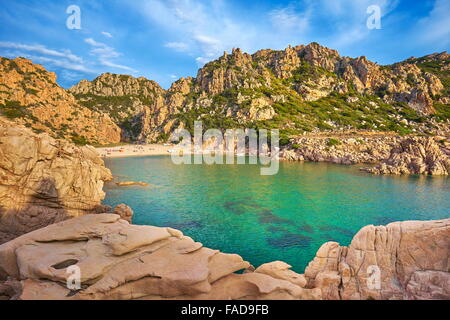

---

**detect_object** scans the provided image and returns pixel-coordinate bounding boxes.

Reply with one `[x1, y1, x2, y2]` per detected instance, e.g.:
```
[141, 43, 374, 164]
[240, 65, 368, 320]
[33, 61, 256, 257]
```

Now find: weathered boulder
[0, 121, 113, 244]
[280, 134, 398, 164]
[0, 213, 448, 300]
[0, 214, 321, 300]
[112, 204, 133, 223]
[304, 219, 450, 300]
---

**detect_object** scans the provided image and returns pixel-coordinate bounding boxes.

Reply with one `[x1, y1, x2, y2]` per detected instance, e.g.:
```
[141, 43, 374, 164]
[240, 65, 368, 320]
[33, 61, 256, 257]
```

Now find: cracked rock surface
[0, 214, 448, 300]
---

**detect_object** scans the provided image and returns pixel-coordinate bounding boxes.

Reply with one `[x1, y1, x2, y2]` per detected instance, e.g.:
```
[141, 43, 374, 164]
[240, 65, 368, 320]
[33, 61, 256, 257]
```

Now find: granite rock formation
[69, 73, 166, 142]
[0, 120, 113, 244]
[304, 218, 450, 300]
[0, 214, 448, 300]
[0, 57, 121, 145]
[0, 214, 321, 300]
[363, 136, 450, 175]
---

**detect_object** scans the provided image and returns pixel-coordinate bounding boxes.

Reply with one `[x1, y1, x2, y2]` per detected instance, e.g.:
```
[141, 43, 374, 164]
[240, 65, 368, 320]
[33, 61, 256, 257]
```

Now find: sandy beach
[96, 144, 177, 158]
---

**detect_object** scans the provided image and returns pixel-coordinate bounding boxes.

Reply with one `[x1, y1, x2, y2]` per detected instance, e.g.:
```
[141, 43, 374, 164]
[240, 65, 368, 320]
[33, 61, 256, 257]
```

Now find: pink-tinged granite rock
[255, 261, 307, 288]
[0, 214, 320, 300]
[0, 121, 113, 244]
[0, 214, 447, 300]
[112, 204, 133, 223]
[304, 218, 450, 300]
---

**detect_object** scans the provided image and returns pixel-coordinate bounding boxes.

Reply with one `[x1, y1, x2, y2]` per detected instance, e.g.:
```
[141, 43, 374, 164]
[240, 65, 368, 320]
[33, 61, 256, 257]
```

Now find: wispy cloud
[416, 0, 450, 46]
[84, 38, 137, 73]
[0, 41, 83, 63]
[101, 31, 113, 38]
[136, 0, 401, 66]
[137, 0, 261, 66]
[164, 41, 189, 52]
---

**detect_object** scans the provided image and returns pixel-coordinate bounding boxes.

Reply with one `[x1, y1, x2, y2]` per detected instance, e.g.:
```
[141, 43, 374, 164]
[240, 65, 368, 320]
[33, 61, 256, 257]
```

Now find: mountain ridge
[1, 42, 448, 145]
[69, 42, 449, 143]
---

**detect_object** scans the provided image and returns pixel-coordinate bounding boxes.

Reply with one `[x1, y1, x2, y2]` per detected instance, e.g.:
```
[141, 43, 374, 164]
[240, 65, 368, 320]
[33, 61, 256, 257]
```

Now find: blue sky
[0, 0, 449, 88]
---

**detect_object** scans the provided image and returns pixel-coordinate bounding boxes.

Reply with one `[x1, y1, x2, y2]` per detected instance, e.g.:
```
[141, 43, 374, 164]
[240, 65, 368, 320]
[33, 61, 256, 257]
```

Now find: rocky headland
[0, 119, 127, 244]
[362, 136, 450, 175]
[279, 132, 450, 175]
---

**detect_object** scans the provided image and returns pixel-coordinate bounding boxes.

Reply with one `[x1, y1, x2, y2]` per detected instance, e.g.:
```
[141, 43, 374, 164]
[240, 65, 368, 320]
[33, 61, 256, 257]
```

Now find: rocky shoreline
[0, 214, 448, 300]
[280, 132, 450, 175]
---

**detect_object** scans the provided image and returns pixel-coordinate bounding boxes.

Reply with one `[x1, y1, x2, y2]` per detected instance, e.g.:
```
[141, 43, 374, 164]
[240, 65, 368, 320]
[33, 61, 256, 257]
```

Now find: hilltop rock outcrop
[0, 57, 121, 145]
[69, 73, 166, 141]
[363, 136, 450, 175]
[0, 214, 447, 300]
[0, 120, 113, 244]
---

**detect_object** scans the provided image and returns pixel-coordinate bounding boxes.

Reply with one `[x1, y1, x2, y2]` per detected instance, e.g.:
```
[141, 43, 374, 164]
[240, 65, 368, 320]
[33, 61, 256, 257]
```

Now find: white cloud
[269, 6, 310, 31]
[164, 41, 189, 52]
[416, 0, 450, 45]
[1, 51, 93, 74]
[0, 41, 83, 63]
[84, 38, 138, 73]
[101, 31, 113, 38]
[133, 0, 404, 66]
[137, 0, 261, 66]
[84, 38, 104, 47]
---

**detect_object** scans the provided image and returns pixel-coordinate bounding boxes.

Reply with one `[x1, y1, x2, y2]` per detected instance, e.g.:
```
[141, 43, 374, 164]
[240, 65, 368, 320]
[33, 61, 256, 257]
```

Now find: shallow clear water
[103, 156, 449, 272]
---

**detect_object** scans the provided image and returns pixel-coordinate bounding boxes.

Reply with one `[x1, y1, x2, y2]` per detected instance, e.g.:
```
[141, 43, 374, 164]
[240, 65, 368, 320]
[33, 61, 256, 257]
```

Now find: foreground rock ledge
[0, 214, 448, 300]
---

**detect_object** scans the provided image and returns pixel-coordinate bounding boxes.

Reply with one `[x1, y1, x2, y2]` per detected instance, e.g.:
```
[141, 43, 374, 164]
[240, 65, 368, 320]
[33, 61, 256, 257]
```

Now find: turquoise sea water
[103, 156, 449, 272]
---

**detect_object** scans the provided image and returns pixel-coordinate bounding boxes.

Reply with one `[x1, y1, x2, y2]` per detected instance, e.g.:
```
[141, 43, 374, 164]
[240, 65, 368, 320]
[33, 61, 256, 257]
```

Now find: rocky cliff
[0, 214, 447, 300]
[69, 43, 449, 143]
[0, 119, 113, 244]
[0, 57, 121, 145]
[69, 73, 166, 141]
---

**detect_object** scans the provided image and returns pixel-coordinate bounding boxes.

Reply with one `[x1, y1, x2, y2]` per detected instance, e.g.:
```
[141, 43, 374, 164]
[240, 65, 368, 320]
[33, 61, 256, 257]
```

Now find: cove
[103, 155, 449, 272]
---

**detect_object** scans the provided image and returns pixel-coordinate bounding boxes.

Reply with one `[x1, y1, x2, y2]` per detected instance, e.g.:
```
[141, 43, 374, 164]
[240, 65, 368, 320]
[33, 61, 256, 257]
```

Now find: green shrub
[327, 138, 341, 146]
[0, 100, 28, 119]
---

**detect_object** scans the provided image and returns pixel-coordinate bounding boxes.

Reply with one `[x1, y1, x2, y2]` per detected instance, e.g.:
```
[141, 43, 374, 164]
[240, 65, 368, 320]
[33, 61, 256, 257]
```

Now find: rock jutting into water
[115, 181, 149, 187]
[280, 134, 399, 164]
[0, 119, 114, 244]
[362, 136, 450, 175]
[0, 213, 448, 300]
[280, 134, 450, 175]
